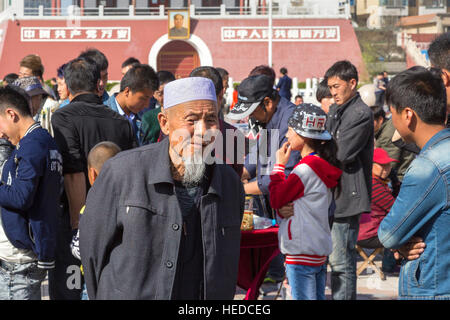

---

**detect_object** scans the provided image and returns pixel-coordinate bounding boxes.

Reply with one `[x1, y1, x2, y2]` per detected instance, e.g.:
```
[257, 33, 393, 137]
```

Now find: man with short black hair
[105, 64, 158, 145]
[121, 57, 140, 76]
[78, 48, 109, 103]
[378, 66, 450, 299]
[325, 60, 374, 300]
[0, 86, 62, 300]
[276, 67, 292, 101]
[50, 57, 136, 300]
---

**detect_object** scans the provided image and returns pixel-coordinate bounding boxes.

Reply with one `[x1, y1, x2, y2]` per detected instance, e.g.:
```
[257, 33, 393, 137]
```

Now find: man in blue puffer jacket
[0, 86, 62, 300]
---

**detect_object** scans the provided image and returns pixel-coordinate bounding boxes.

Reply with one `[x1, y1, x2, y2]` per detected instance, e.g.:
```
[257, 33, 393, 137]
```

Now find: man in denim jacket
[378, 66, 450, 299]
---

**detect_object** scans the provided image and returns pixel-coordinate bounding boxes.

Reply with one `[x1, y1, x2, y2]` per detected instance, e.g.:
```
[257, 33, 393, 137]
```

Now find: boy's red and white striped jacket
[269, 155, 342, 266]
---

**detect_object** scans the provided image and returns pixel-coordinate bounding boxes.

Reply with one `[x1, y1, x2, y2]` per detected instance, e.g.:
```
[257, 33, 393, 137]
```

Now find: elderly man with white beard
[79, 77, 245, 300]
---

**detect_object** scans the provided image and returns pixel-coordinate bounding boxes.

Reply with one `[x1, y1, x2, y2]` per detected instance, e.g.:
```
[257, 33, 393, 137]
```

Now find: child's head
[286, 104, 331, 151]
[372, 148, 398, 180]
[287, 104, 341, 169]
[87, 141, 121, 186]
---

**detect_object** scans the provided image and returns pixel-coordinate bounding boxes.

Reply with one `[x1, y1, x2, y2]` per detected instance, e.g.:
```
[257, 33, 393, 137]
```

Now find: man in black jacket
[49, 57, 136, 300]
[325, 60, 374, 300]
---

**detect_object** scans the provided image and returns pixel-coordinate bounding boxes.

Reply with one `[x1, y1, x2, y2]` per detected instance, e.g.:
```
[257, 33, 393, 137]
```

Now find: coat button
[166, 261, 173, 268]
[172, 224, 180, 231]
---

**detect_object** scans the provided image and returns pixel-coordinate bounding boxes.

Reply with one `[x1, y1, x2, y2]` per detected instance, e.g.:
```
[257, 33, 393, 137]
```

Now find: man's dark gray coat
[326, 92, 374, 218]
[79, 138, 245, 299]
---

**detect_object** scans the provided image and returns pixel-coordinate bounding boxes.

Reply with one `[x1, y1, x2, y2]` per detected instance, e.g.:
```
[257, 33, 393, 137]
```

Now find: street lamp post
[268, 0, 272, 67]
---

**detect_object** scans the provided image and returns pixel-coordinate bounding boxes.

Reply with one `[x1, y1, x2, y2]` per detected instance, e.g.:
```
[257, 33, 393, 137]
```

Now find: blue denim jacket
[378, 128, 450, 299]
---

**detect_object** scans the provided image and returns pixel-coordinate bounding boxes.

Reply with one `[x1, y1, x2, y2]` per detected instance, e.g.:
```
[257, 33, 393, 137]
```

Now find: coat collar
[147, 138, 222, 199]
[71, 93, 103, 105]
[330, 92, 361, 117]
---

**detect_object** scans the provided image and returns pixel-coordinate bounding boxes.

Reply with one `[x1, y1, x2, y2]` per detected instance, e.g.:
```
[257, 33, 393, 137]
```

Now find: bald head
[87, 141, 121, 172]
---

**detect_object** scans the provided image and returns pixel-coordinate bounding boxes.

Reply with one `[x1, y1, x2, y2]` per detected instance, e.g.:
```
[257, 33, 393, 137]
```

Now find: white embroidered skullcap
[163, 77, 217, 109]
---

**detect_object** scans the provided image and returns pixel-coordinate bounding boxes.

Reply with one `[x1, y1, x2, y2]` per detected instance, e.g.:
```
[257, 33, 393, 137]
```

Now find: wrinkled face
[327, 76, 357, 106]
[320, 97, 334, 114]
[174, 15, 184, 29]
[125, 88, 153, 114]
[18, 66, 33, 79]
[56, 77, 69, 100]
[285, 127, 305, 152]
[160, 99, 219, 162]
[372, 162, 392, 180]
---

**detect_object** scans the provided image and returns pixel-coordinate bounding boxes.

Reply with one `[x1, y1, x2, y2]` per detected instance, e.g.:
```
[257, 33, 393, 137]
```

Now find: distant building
[351, 0, 450, 29]
[0, 0, 367, 83]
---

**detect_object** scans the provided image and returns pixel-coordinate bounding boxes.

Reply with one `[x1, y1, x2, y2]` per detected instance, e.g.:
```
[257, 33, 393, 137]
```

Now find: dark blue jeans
[328, 215, 360, 300]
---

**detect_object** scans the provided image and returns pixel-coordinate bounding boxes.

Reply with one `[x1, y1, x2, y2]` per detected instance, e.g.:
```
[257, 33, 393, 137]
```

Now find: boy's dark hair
[57, 63, 67, 79]
[121, 57, 140, 69]
[428, 32, 450, 71]
[386, 66, 447, 125]
[249, 65, 276, 85]
[64, 57, 101, 95]
[156, 70, 176, 87]
[0, 86, 32, 117]
[324, 60, 358, 84]
[78, 48, 109, 71]
[370, 105, 386, 121]
[3, 73, 19, 85]
[189, 66, 223, 96]
[280, 67, 287, 75]
[294, 94, 303, 100]
[316, 78, 332, 102]
[120, 64, 159, 93]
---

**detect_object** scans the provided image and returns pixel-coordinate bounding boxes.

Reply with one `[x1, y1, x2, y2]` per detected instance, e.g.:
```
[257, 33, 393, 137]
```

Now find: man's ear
[158, 111, 170, 135]
[403, 107, 417, 130]
[441, 69, 450, 87]
[6, 108, 18, 122]
[123, 87, 130, 98]
[349, 79, 357, 91]
[96, 79, 102, 94]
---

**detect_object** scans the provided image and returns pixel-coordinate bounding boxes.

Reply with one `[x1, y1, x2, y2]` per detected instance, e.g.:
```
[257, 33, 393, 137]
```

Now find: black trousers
[48, 207, 83, 300]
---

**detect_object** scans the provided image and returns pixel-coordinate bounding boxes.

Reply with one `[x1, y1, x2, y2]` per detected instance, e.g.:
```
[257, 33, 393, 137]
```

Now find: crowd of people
[0, 31, 448, 301]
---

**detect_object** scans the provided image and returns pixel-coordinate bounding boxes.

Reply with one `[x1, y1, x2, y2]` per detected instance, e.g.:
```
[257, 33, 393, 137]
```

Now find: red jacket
[358, 176, 395, 241]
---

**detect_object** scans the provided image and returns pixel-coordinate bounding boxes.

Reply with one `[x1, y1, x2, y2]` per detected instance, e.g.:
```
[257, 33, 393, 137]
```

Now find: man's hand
[394, 236, 426, 261]
[278, 202, 294, 219]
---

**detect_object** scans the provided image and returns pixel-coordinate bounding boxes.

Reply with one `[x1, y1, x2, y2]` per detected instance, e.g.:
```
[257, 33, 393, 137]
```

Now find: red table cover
[237, 226, 280, 300]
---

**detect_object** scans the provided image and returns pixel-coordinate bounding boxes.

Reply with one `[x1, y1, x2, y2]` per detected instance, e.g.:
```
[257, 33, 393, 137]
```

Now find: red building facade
[0, 4, 367, 83]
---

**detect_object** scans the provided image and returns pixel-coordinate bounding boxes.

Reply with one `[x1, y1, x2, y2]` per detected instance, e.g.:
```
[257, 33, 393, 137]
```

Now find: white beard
[182, 151, 206, 186]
